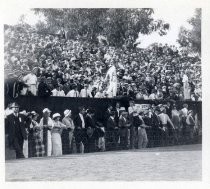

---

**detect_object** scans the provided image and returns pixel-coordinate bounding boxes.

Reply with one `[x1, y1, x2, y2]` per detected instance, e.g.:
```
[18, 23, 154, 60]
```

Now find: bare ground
[5, 144, 201, 181]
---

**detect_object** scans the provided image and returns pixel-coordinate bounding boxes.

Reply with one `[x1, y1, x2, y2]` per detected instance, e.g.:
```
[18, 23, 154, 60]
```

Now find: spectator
[74, 107, 86, 153]
[22, 68, 38, 96]
[62, 109, 75, 154]
[186, 110, 195, 143]
[32, 111, 45, 157]
[118, 111, 130, 149]
[106, 111, 119, 151]
[158, 107, 175, 146]
[80, 84, 93, 98]
[66, 84, 79, 97]
[52, 113, 66, 156]
[6, 103, 27, 159]
[39, 108, 54, 156]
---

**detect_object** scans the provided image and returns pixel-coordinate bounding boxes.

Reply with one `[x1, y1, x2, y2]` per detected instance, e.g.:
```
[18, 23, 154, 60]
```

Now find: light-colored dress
[39, 117, 54, 156]
[52, 121, 66, 156]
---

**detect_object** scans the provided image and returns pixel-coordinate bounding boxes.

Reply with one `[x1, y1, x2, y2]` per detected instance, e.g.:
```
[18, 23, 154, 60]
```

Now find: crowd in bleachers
[4, 25, 201, 101]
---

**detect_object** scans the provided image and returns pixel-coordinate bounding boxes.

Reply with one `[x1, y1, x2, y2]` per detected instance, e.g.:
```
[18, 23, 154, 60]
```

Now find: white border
[0, 0, 210, 188]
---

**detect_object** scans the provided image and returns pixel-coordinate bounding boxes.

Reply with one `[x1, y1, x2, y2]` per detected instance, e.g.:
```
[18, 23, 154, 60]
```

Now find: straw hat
[53, 113, 61, 119]
[64, 109, 71, 117]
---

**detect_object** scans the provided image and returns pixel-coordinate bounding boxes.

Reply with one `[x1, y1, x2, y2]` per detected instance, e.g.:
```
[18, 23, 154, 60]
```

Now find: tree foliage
[33, 8, 169, 47]
[177, 9, 201, 55]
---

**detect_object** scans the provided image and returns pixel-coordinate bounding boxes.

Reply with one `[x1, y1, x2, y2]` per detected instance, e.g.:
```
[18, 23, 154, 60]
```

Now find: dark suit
[6, 113, 27, 158]
[104, 109, 112, 127]
[37, 82, 52, 97]
[74, 114, 86, 153]
[151, 113, 161, 147]
[84, 115, 97, 153]
[118, 116, 129, 149]
[114, 108, 120, 126]
[106, 117, 119, 150]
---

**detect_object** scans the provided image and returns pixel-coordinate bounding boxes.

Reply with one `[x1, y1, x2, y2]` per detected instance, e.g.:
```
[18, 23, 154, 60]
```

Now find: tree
[177, 9, 201, 56]
[33, 8, 169, 47]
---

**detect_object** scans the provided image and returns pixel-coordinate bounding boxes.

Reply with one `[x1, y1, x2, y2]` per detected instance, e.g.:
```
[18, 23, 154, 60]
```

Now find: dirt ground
[5, 144, 201, 181]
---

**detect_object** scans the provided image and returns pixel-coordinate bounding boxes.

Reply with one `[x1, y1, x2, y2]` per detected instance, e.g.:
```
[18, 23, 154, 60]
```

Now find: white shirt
[23, 73, 37, 85]
[51, 89, 65, 97]
[105, 65, 117, 83]
[182, 74, 188, 83]
[181, 108, 188, 117]
[95, 91, 104, 98]
[79, 113, 85, 128]
[66, 90, 79, 97]
[80, 88, 92, 98]
[149, 93, 156, 100]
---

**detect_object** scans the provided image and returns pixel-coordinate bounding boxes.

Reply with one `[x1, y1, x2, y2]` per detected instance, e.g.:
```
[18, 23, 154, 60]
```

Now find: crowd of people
[5, 100, 201, 159]
[4, 25, 202, 100]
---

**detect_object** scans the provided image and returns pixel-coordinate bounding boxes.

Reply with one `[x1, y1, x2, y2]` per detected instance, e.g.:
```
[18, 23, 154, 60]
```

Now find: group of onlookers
[4, 25, 201, 101]
[5, 100, 201, 159]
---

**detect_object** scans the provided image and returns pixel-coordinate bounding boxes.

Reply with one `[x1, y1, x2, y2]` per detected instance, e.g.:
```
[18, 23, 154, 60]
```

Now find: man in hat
[6, 103, 27, 159]
[106, 111, 119, 151]
[118, 111, 130, 149]
[62, 109, 75, 153]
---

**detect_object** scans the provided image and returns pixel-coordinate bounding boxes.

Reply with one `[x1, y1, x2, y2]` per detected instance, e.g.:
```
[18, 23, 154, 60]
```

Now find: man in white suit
[105, 60, 117, 98]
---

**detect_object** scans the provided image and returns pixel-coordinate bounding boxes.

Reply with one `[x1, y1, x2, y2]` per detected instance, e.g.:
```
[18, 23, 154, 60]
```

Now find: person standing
[84, 109, 97, 153]
[158, 107, 175, 146]
[118, 111, 130, 149]
[134, 111, 150, 149]
[23, 68, 38, 96]
[151, 107, 161, 147]
[52, 113, 66, 156]
[31, 111, 45, 157]
[186, 110, 195, 143]
[39, 108, 54, 156]
[114, 102, 121, 127]
[37, 77, 52, 97]
[171, 105, 181, 144]
[6, 103, 27, 159]
[128, 100, 137, 149]
[104, 61, 117, 97]
[62, 109, 75, 154]
[106, 111, 119, 151]
[74, 107, 86, 153]
[66, 85, 79, 97]
[80, 84, 93, 97]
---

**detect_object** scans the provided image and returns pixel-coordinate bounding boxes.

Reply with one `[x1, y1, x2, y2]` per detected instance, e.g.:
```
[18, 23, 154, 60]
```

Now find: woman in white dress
[52, 113, 66, 156]
[39, 108, 54, 156]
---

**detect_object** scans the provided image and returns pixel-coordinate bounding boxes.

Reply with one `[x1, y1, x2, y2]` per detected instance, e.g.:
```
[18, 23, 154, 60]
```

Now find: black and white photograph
[1, 0, 208, 185]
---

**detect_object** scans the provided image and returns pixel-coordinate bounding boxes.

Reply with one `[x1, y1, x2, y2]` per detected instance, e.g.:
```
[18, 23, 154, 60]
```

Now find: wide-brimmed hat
[53, 113, 61, 119]
[64, 109, 71, 117]
[42, 108, 51, 113]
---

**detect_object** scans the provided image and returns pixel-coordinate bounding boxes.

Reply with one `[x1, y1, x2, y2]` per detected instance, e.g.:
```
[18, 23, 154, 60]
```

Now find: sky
[4, 8, 196, 48]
